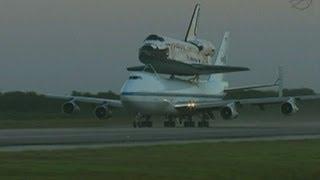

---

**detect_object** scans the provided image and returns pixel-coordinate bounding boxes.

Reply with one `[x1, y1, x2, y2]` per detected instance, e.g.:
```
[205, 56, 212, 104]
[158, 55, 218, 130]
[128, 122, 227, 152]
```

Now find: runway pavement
[1, 121, 320, 151]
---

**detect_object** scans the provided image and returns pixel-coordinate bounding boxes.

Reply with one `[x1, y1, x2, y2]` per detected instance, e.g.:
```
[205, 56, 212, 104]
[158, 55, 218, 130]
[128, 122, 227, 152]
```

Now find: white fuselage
[120, 72, 228, 115]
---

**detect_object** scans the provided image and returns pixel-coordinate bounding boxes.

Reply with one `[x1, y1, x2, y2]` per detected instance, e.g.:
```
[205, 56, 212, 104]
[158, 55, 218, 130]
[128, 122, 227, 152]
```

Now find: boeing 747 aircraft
[128, 4, 249, 76]
[47, 30, 320, 128]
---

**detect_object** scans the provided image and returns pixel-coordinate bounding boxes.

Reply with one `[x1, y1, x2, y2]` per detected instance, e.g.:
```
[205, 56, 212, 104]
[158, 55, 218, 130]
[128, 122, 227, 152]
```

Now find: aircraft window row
[129, 76, 142, 80]
[145, 34, 165, 42]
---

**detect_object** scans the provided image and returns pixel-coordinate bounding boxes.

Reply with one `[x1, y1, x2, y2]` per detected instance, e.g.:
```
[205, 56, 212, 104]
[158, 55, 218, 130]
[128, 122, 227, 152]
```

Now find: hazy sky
[0, 0, 319, 94]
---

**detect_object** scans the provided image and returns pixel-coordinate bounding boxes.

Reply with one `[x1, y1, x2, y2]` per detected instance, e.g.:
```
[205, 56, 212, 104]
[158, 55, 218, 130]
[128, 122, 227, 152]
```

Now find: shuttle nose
[141, 44, 157, 52]
[139, 43, 169, 62]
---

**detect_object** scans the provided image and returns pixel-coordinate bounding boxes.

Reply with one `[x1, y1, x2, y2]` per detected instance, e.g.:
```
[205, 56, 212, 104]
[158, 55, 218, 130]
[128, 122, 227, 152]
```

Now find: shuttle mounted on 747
[128, 4, 249, 76]
[47, 4, 320, 128]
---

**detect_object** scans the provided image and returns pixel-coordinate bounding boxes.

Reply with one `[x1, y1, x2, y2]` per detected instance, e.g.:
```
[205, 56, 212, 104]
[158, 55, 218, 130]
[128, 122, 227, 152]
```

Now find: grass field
[0, 140, 320, 179]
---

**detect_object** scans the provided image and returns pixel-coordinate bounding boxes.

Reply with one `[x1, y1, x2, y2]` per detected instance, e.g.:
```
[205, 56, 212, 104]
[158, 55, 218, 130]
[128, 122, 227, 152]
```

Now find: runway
[1, 121, 320, 151]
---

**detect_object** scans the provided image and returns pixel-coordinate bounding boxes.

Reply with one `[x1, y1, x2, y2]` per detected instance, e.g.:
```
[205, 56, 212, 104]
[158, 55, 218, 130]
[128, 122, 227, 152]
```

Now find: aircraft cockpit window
[145, 34, 164, 42]
[129, 76, 142, 80]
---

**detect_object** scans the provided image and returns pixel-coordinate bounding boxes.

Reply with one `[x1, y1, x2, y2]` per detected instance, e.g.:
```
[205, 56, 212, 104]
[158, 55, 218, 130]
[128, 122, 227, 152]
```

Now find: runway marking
[1, 125, 320, 152]
[1, 135, 320, 152]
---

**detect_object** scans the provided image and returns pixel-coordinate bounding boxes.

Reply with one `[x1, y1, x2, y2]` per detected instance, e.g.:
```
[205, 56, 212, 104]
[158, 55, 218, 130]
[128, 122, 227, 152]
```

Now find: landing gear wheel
[164, 120, 176, 128]
[183, 116, 195, 128]
[198, 121, 209, 128]
[198, 112, 212, 128]
[133, 121, 137, 128]
[207, 112, 215, 121]
[164, 116, 176, 128]
[163, 115, 176, 128]
[184, 121, 195, 127]
[141, 120, 153, 128]
[133, 114, 152, 128]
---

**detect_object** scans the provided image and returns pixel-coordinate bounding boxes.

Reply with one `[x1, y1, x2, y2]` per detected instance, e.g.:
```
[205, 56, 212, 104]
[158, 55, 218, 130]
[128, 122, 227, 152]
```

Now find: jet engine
[220, 103, 239, 120]
[62, 101, 80, 114]
[281, 98, 299, 115]
[94, 105, 112, 119]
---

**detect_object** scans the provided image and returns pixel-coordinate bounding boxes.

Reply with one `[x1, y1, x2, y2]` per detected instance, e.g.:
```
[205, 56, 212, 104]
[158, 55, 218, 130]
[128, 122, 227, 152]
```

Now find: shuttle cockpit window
[129, 76, 142, 80]
[145, 34, 165, 42]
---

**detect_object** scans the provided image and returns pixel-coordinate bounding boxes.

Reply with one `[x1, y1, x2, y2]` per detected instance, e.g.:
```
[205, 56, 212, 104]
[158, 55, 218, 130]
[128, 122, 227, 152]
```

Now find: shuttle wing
[127, 63, 249, 76]
[46, 94, 123, 107]
[190, 64, 249, 74]
[174, 95, 320, 112]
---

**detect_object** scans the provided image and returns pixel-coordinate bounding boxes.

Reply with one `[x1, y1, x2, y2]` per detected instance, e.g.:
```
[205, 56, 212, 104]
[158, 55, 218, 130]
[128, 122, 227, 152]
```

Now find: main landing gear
[163, 113, 214, 128]
[133, 112, 215, 128]
[133, 113, 153, 128]
[163, 115, 196, 128]
[164, 115, 178, 128]
[183, 116, 196, 128]
[198, 112, 214, 128]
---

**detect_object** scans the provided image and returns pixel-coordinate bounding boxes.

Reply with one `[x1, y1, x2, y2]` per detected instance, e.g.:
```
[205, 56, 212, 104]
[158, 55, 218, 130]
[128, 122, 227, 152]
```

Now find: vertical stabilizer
[277, 66, 284, 97]
[211, 32, 230, 81]
[214, 32, 230, 66]
[185, 4, 200, 42]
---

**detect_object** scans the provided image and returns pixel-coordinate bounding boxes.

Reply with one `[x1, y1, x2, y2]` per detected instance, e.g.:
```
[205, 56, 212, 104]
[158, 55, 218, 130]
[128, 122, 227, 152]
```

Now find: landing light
[187, 102, 196, 108]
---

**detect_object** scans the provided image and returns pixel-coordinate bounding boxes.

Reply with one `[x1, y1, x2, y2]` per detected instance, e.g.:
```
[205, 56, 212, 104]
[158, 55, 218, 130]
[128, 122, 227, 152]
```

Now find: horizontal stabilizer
[225, 84, 278, 93]
[127, 63, 249, 76]
[174, 95, 320, 112]
[225, 66, 284, 93]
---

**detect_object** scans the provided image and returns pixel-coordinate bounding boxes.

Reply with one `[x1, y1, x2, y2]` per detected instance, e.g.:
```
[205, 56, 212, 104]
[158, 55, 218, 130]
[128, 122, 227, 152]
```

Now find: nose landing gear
[183, 116, 196, 128]
[164, 115, 177, 128]
[164, 115, 196, 128]
[198, 112, 214, 128]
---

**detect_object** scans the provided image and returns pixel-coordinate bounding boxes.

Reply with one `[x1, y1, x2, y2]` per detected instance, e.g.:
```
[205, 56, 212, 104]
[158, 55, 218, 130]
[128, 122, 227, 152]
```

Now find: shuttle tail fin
[185, 4, 200, 42]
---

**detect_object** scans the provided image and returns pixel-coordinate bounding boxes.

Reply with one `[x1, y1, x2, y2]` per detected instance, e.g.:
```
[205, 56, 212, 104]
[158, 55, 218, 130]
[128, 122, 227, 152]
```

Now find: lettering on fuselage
[168, 42, 210, 64]
[139, 35, 215, 66]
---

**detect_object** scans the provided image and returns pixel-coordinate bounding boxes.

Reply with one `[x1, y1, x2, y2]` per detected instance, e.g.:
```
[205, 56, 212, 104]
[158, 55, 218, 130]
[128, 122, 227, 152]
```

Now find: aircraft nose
[139, 43, 169, 62]
[142, 42, 164, 51]
[141, 44, 157, 52]
[139, 45, 155, 58]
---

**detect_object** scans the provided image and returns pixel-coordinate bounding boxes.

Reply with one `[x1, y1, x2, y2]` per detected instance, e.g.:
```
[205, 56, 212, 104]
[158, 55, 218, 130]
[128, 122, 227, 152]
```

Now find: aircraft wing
[127, 63, 249, 75]
[46, 94, 123, 108]
[174, 95, 320, 112]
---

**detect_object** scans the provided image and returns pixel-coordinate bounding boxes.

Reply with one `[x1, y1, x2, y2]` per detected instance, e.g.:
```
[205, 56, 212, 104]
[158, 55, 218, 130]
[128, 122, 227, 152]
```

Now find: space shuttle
[128, 4, 249, 76]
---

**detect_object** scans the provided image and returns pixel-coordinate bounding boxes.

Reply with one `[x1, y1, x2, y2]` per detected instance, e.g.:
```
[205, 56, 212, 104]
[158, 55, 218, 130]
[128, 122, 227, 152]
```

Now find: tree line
[0, 88, 316, 114]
